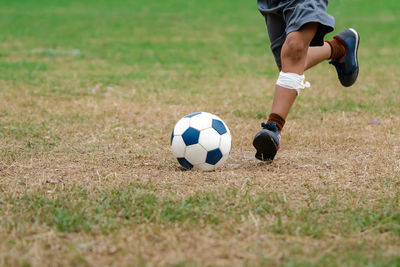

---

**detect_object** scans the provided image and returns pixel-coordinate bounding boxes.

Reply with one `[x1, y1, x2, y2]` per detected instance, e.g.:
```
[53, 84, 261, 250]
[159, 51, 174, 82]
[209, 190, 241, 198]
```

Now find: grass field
[1, 0, 399, 266]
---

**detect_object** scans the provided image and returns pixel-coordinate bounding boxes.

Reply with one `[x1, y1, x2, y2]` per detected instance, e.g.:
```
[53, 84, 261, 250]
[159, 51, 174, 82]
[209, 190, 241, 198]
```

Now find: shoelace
[261, 122, 278, 132]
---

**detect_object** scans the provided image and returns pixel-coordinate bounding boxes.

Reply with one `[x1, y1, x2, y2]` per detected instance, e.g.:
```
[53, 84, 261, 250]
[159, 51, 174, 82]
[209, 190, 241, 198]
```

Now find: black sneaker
[330, 28, 360, 87]
[253, 122, 281, 161]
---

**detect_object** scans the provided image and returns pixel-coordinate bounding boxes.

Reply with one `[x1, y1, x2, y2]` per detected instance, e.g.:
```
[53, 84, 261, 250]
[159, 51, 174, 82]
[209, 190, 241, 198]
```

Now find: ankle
[326, 38, 346, 61]
[267, 113, 285, 132]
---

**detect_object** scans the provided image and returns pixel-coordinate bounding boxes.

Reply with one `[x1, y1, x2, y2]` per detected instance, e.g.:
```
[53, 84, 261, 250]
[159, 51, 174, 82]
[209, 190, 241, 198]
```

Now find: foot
[330, 28, 360, 87]
[253, 122, 281, 161]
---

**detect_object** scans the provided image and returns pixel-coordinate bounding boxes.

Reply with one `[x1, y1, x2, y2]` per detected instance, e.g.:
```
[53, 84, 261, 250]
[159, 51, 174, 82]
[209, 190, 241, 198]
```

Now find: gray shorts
[258, 0, 335, 67]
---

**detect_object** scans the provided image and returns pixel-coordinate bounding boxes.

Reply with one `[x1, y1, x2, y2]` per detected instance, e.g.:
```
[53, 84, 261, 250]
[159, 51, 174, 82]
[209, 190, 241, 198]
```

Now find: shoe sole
[347, 28, 360, 87]
[349, 28, 359, 66]
[252, 131, 278, 161]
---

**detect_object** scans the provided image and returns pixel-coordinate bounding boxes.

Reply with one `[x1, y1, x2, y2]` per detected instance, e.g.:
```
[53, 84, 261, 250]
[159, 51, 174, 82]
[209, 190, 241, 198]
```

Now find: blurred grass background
[0, 0, 399, 266]
[0, 0, 398, 99]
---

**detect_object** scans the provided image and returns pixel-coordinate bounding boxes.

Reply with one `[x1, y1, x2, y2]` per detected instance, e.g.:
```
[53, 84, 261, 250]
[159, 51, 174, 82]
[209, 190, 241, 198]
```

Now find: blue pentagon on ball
[212, 119, 227, 135]
[177, 158, 193, 169]
[206, 148, 223, 165]
[182, 127, 200, 146]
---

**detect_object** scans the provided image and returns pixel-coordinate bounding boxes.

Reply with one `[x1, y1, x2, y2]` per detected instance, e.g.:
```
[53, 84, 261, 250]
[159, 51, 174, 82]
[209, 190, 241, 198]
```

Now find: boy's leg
[253, 23, 318, 161]
[253, 27, 359, 161]
[304, 42, 332, 70]
[270, 25, 353, 123]
[270, 22, 319, 121]
[305, 36, 349, 71]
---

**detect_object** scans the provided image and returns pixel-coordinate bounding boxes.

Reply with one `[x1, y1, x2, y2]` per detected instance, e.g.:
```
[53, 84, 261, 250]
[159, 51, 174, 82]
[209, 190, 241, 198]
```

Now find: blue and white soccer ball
[171, 112, 232, 171]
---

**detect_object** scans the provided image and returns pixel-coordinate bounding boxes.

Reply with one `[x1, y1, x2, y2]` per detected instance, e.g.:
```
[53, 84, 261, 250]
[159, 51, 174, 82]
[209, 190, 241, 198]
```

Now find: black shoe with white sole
[330, 28, 360, 87]
[253, 122, 281, 161]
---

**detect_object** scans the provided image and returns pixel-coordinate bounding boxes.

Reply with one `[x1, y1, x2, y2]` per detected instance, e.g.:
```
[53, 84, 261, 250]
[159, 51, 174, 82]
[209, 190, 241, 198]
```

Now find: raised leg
[305, 42, 331, 70]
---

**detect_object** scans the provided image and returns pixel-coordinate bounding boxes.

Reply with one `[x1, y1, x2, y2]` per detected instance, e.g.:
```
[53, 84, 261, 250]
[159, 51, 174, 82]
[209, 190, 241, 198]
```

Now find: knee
[281, 33, 308, 63]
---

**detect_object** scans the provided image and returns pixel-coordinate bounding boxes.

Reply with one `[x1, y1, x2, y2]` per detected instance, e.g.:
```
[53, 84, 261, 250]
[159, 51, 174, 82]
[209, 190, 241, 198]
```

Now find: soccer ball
[170, 112, 231, 171]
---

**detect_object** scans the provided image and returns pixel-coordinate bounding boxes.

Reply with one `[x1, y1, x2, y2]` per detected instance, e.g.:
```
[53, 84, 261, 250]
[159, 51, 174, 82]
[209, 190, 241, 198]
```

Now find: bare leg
[276, 42, 331, 72]
[305, 42, 331, 70]
[253, 24, 335, 161]
[270, 23, 319, 120]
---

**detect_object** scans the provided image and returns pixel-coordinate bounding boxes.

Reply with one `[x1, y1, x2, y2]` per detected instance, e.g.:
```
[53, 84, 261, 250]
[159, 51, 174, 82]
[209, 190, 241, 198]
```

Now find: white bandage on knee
[276, 71, 310, 95]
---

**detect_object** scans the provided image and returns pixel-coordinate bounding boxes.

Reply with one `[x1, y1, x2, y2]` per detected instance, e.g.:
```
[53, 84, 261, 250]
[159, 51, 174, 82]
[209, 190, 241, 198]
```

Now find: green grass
[1, 0, 399, 266]
[2, 183, 399, 266]
[1, 182, 398, 237]
[0, 0, 399, 111]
